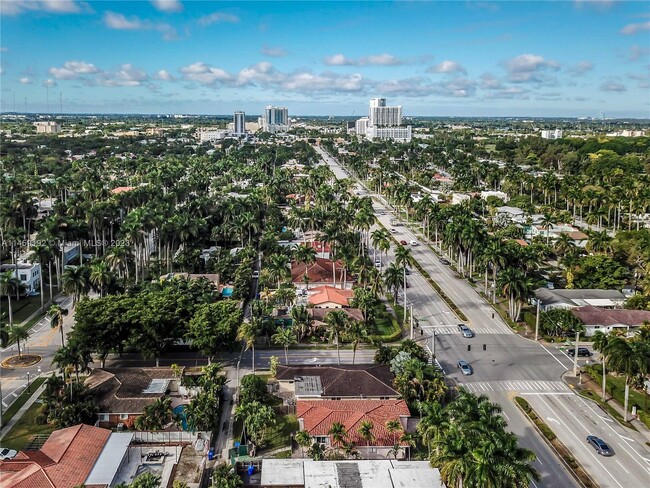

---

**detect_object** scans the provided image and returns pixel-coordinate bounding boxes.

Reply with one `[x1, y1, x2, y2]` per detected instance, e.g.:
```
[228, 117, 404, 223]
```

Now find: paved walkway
[0, 383, 46, 440]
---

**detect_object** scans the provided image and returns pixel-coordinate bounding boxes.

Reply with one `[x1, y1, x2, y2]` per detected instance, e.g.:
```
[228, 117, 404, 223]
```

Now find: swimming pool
[173, 405, 189, 431]
[221, 287, 234, 297]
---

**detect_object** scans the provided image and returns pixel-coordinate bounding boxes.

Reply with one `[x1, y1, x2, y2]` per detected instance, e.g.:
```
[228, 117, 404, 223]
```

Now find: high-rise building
[34, 121, 61, 134]
[369, 98, 402, 127]
[541, 129, 563, 140]
[233, 111, 246, 135]
[262, 105, 289, 133]
[358, 98, 411, 142]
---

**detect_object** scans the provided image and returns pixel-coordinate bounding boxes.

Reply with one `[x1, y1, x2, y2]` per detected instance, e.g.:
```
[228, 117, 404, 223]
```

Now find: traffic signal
[483, 344, 487, 351]
[467, 345, 471, 351]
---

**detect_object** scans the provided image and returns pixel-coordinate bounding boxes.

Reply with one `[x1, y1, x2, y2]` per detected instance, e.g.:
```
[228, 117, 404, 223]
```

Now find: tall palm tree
[48, 304, 68, 347]
[295, 430, 312, 458]
[325, 310, 349, 365]
[371, 228, 391, 265]
[498, 267, 533, 321]
[61, 265, 90, 307]
[540, 210, 557, 245]
[592, 330, 613, 401]
[238, 319, 260, 373]
[267, 253, 291, 289]
[290, 304, 312, 341]
[89, 261, 113, 297]
[394, 245, 411, 322]
[9, 326, 30, 357]
[382, 262, 402, 301]
[328, 421, 348, 450]
[385, 419, 402, 455]
[357, 420, 375, 460]
[0, 270, 20, 327]
[345, 320, 369, 365]
[606, 336, 650, 421]
[293, 244, 317, 290]
[271, 326, 297, 364]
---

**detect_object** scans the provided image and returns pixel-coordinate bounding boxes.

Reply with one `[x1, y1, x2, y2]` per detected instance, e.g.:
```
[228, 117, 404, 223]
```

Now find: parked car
[586, 436, 614, 456]
[0, 448, 17, 460]
[439, 258, 450, 265]
[374, 259, 382, 268]
[457, 360, 473, 375]
[400, 240, 408, 245]
[252, 271, 260, 279]
[459, 325, 475, 338]
[567, 347, 592, 357]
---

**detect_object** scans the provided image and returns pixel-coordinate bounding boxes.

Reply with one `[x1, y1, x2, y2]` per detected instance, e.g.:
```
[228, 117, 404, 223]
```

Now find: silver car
[457, 360, 473, 375]
[587, 436, 614, 456]
[459, 325, 474, 338]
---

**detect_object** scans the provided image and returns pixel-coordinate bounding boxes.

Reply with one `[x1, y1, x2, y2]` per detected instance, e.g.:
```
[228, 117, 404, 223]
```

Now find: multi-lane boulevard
[314, 144, 650, 488]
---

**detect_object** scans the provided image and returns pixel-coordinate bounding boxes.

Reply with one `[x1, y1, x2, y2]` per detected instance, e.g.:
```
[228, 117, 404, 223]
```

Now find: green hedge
[523, 312, 536, 329]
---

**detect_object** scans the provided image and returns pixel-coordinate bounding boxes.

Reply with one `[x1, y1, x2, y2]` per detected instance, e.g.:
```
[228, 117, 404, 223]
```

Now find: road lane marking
[539, 343, 571, 369]
[616, 460, 629, 474]
[618, 435, 634, 442]
[547, 417, 560, 425]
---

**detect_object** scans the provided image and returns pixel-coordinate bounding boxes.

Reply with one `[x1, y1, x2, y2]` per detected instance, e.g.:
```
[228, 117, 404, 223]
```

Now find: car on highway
[400, 240, 408, 245]
[409, 240, 418, 246]
[0, 448, 17, 460]
[404, 268, 411, 275]
[374, 258, 382, 268]
[567, 347, 592, 357]
[586, 436, 614, 456]
[459, 325, 475, 338]
[252, 271, 259, 279]
[457, 360, 473, 375]
[390, 228, 398, 233]
[390, 220, 400, 225]
[439, 258, 450, 265]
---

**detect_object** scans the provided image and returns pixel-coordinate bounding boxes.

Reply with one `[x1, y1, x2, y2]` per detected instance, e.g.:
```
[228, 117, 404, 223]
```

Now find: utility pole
[535, 298, 541, 341]
[573, 329, 580, 377]
[409, 304, 414, 340]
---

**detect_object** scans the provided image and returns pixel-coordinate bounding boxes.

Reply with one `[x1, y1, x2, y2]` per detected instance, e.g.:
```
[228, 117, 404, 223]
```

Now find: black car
[587, 435, 614, 456]
[439, 258, 450, 265]
[567, 347, 592, 357]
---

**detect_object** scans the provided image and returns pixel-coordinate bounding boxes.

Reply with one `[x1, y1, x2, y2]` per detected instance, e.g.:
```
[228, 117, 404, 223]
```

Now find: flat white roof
[84, 432, 134, 485]
[260, 459, 304, 485]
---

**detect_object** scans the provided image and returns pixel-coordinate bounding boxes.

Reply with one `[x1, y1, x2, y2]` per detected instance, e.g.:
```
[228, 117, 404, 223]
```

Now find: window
[315, 436, 329, 446]
[20, 274, 27, 281]
[99, 414, 109, 422]
[370, 447, 377, 453]
[119, 414, 129, 420]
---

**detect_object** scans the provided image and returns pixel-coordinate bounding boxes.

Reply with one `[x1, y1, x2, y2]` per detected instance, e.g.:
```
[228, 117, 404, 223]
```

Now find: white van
[409, 240, 418, 246]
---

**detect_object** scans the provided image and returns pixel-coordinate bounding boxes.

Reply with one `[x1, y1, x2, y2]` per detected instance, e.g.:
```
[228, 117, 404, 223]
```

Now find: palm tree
[606, 336, 650, 421]
[293, 244, 317, 290]
[345, 320, 369, 365]
[394, 245, 411, 322]
[586, 230, 613, 255]
[592, 330, 614, 401]
[89, 261, 112, 297]
[9, 326, 30, 357]
[371, 228, 390, 265]
[267, 253, 291, 289]
[382, 263, 402, 301]
[480, 238, 508, 302]
[540, 210, 557, 245]
[416, 401, 446, 456]
[295, 430, 312, 458]
[238, 319, 260, 373]
[0, 270, 20, 327]
[385, 419, 402, 457]
[325, 310, 349, 365]
[498, 267, 533, 321]
[61, 265, 89, 307]
[357, 420, 375, 460]
[328, 421, 347, 450]
[271, 326, 297, 364]
[290, 304, 312, 341]
[48, 304, 68, 347]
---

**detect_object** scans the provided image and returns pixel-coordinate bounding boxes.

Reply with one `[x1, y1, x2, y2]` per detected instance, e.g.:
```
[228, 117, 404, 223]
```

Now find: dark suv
[567, 347, 592, 357]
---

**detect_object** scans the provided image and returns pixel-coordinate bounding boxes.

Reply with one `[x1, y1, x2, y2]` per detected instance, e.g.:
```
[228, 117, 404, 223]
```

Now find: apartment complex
[262, 105, 290, 133]
[34, 121, 61, 133]
[356, 98, 412, 142]
[233, 111, 246, 135]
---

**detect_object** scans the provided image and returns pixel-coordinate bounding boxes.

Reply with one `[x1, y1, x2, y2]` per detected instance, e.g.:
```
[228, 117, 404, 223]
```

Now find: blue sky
[1, 0, 649, 117]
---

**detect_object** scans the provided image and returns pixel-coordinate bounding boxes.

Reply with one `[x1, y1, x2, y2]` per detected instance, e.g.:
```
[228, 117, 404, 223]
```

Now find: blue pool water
[222, 287, 234, 297]
[173, 405, 189, 431]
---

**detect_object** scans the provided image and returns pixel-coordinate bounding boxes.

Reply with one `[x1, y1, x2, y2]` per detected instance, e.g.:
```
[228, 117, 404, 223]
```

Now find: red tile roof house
[84, 367, 184, 428]
[308, 285, 354, 308]
[291, 257, 354, 290]
[571, 305, 650, 337]
[0, 424, 114, 488]
[297, 400, 411, 459]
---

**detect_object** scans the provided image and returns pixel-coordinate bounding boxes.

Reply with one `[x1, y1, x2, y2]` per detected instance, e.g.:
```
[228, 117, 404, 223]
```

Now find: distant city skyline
[1, 0, 649, 118]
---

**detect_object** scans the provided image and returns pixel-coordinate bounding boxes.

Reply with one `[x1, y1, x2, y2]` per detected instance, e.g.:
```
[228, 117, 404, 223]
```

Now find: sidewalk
[0, 382, 46, 441]
[563, 370, 650, 444]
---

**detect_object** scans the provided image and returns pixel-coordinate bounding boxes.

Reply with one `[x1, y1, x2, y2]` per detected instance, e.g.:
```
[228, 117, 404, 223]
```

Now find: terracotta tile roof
[291, 257, 348, 285]
[84, 367, 178, 414]
[563, 231, 588, 240]
[515, 239, 528, 246]
[0, 424, 111, 488]
[297, 399, 410, 447]
[309, 285, 354, 307]
[110, 186, 135, 194]
[276, 365, 399, 398]
[571, 305, 650, 326]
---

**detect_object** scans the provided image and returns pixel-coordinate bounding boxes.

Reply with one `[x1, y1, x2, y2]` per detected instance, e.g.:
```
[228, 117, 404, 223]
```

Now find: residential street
[314, 144, 650, 488]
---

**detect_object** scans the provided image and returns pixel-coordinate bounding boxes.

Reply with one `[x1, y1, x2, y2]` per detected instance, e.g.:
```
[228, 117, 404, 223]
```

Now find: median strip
[514, 396, 598, 488]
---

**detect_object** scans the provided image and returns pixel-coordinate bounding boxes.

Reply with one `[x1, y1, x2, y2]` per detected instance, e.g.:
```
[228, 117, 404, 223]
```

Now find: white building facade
[357, 98, 411, 142]
[262, 105, 290, 133]
[34, 121, 61, 134]
[541, 129, 563, 139]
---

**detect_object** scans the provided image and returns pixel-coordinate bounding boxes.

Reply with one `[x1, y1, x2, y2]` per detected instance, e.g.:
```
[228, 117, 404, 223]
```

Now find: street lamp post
[27, 371, 31, 394]
[409, 304, 414, 340]
[573, 329, 580, 377]
[535, 298, 541, 341]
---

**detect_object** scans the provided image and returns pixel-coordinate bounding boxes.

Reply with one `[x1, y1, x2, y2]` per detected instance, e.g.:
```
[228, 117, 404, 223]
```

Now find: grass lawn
[374, 315, 396, 336]
[1, 377, 46, 426]
[585, 364, 650, 429]
[1, 286, 55, 325]
[1, 395, 55, 451]
[261, 413, 299, 453]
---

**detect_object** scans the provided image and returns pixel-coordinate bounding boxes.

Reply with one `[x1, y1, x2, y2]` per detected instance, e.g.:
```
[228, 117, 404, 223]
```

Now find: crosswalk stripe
[460, 380, 570, 393]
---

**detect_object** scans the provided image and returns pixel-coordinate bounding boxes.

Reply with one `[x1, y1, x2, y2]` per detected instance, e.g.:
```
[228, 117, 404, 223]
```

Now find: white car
[409, 240, 418, 246]
[0, 448, 17, 460]
[374, 259, 382, 268]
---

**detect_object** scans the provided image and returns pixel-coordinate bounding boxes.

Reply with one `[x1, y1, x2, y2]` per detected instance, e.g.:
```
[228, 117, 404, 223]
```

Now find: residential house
[291, 257, 351, 289]
[480, 190, 509, 202]
[259, 459, 446, 488]
[297, 399, 410, 458]
[307, 241, 331, 259]
[0, 424, 129, 488]
[84, 367, 183, 428]
[496, 206, 525, 223]
[275, 364, 399, 400]
[571, 305, 650, 337]
[308, 285, 354, 308]
[0, 252, 41, 295]
[451, 193, 470, 205]
[534, 288, 626, 312]
[560, 230, 589, 248]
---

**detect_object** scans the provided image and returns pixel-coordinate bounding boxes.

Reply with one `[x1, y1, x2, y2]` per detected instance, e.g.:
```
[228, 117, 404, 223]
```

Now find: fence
[132, 430, 212, 448]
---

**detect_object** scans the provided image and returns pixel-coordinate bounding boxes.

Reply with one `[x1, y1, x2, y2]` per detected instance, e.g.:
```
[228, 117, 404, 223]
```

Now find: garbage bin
[247, 464, 254, 476]
[208, 448, 215, 460]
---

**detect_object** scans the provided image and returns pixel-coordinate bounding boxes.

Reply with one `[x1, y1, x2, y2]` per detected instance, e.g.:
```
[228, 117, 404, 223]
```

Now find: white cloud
[479, 72, 502, 89]
[0, 0, 88, 15]
[599, 81, 626, 92]
[323, 53, 404, 66]
[502, 54, 560, 83]
[620, 21, 650, 35]
[197, 12, 240, 26]
[261, 46, 288, 57]
[19, 77, 32, 84]
[281, 71, 366, 93]
[49, 60, 99, 79]
[150, 0, 183, 13]
[97, 64, 149, 87]
[154, 70, 175, 81]
[180, 62, 234, 85]
[567, 60, 594, 76]
[103, 11, 177, 40]
[427, 60, 467, 75]
[43, 79, 57, 87]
